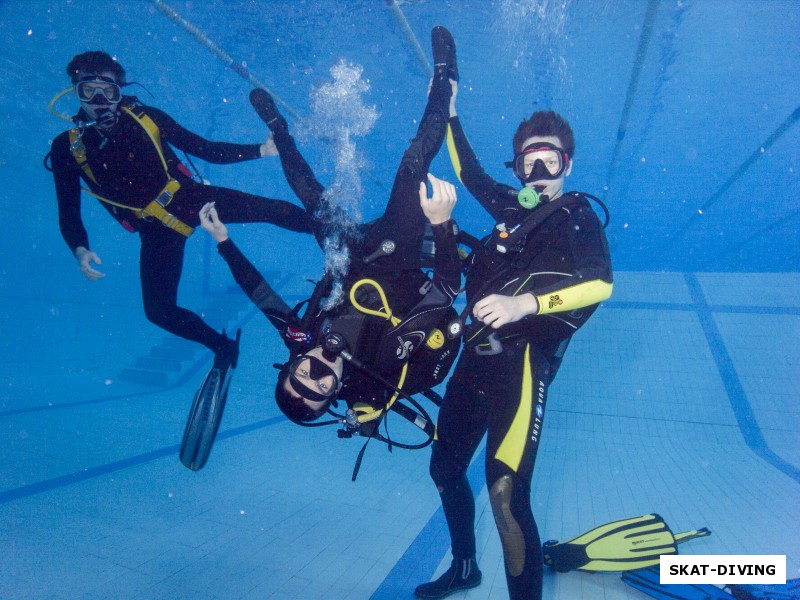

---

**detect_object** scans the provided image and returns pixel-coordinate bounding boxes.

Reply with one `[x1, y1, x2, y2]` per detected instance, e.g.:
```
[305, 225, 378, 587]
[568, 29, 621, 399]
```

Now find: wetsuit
[213, 69, 461, 408]
[49, 98, 312, 354]
[432, 116, 613, 599]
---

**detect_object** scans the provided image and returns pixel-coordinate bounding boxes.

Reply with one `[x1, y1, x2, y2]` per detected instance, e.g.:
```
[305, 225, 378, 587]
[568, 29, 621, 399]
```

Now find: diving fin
[542, 514, 711, 573]
[179, 329, 241, 471]
[727, 578, 800, 599]
[431, 25, 458, 82]
[622, 566, 734, 599]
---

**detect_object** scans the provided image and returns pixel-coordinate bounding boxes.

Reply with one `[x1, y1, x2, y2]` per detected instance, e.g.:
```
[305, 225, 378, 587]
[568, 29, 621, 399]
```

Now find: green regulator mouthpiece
[518, 186, 544, 209]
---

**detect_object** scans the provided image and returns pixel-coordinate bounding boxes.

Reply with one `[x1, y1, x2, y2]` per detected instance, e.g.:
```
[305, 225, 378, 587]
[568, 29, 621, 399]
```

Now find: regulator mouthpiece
[518, 186, 548, 209]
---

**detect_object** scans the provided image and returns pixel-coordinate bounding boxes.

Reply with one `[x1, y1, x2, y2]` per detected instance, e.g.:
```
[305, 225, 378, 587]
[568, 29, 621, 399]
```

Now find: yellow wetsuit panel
[446, 123, 464, 185]
[494, 343, 532, 472]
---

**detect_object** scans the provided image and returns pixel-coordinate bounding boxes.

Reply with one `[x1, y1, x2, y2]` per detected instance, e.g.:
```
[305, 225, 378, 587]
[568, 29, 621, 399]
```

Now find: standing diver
[198, 28, 462, 432]
[413, 52, 613, 599]
[47, 51, 313, 376]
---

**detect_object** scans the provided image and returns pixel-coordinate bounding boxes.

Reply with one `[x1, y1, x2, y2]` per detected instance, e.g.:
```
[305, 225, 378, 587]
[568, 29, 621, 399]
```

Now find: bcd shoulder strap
[66, 105, 192, 237]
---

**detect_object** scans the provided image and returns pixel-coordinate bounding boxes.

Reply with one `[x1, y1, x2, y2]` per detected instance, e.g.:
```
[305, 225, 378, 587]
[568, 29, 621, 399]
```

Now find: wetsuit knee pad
[489, 474, 526, 577]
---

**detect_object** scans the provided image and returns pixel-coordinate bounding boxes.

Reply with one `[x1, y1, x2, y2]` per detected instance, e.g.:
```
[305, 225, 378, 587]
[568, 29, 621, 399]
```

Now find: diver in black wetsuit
[48, 51, 312, 368]
[413, 72, 613, 599]
[198, 27, 462, 424]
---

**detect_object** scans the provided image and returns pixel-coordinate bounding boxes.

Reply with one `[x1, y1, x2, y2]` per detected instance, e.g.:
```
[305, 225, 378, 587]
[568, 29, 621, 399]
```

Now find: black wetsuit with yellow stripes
[212, 69, 461, 409]
[49, 99, 312, 355]
[215, 229, 460, 408]
[431, 116, 613, 599]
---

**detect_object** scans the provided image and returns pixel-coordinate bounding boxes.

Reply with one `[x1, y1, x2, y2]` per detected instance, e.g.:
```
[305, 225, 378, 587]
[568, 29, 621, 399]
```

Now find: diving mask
[288, 354, 340, 403]
[75, 76, 122, 104]
[506, 142, 569, 183]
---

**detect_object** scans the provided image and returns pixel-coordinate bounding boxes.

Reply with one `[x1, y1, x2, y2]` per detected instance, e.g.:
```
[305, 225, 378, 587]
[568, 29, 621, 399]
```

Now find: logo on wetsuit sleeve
[395, 331, 426, 360]
[548, 294, 564, 309]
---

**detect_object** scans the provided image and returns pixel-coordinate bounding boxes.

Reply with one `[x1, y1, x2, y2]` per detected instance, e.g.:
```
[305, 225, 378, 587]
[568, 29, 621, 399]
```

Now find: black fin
[431, 26, 458, 82]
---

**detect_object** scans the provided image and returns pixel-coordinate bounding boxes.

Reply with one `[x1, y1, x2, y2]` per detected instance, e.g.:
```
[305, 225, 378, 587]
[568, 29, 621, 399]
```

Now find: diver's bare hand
[74, 246, 105, 281]
[260, 132, 278, 157]
[199, 202, 229, 243]
[473, 293, 539, 329]
[419, 173, 457, 225]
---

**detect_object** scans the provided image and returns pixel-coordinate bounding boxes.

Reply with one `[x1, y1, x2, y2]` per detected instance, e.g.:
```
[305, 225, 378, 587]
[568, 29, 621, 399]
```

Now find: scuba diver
[413, 68, 613, 598]
[46, 50, 313, 375]
[198, 28, 462, 437]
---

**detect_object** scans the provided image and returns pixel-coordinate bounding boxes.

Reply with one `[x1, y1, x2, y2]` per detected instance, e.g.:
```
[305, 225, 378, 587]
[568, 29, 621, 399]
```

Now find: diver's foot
[213, 329, 241, 371]
[431, 26, 458, 82]
[249, 88, 287, 131]
[414, 559, 481, 599]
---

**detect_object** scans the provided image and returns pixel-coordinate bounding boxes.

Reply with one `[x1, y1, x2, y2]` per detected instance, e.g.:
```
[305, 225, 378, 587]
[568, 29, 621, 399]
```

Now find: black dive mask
[506, 142, 569, 183]
[287, 354, 340, 403]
